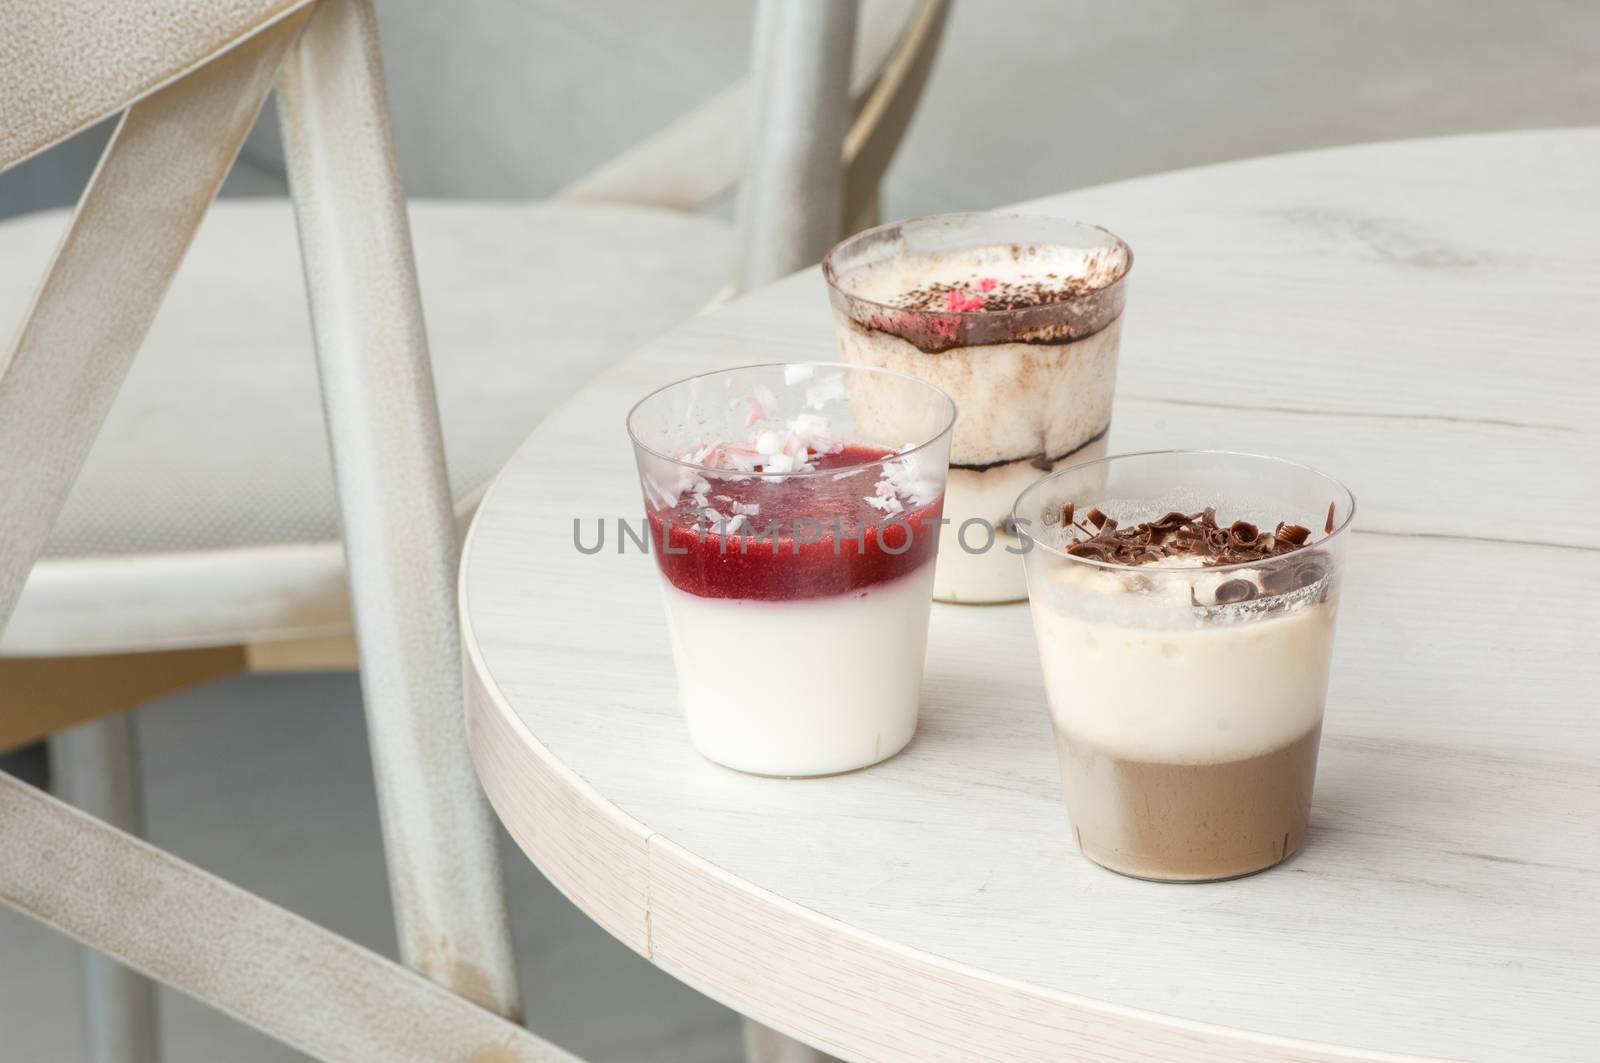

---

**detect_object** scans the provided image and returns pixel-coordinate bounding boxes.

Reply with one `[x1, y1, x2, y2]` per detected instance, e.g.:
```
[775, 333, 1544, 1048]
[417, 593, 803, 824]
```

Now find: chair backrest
[228, 0, 946, 222]
[560, 0, 949, 232]
[0, 0, 314, 620]
[2, 2, 950, 262]
[0, 1, 315, 173]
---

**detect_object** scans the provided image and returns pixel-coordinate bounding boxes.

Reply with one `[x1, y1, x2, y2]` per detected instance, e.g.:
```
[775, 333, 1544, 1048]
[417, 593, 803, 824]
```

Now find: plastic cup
[825, 211, 1131, 604]
[628, 362, 956, 776]
[1014, 450, 1354, 880]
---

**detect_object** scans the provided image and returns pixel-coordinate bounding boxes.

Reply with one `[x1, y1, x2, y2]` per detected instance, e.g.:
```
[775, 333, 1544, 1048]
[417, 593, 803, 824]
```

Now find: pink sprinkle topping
[943, 288, 985, 313]
[880, 310, 961, 342]
[977, 276, 998, 292]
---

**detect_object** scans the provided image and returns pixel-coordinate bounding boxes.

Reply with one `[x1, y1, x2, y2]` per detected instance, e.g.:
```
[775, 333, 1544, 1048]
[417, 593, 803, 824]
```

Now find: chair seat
[0, 198, 731, 654]
[0, 197, 731, 556]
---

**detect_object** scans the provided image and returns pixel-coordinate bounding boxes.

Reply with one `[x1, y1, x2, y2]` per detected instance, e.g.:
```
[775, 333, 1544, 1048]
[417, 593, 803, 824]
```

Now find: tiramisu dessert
[628, 363, 955, 776]
[824, 212, 1131, 603]
[1015, 451, 1353, 881]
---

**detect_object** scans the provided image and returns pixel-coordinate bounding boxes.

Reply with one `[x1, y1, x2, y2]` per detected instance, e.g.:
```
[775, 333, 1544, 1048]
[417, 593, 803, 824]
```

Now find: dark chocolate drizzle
[951, 423, 1109, 474]
[845, 301, 1125, 355]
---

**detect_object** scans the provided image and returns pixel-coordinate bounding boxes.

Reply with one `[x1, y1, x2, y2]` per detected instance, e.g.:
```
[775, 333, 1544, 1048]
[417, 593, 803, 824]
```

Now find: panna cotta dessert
[628, 363, 955, 776]
[825, 212, 1132, 603]
[1015, 451, 1354, 881]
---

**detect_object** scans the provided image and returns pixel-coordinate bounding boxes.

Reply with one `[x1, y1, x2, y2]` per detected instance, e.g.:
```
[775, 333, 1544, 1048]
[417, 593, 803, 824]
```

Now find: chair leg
[276, 0, 522, 1019]
[741, 1018, 841, 1063]
[49, 716, 160, 1063]
[736, 0, 859, 291]
[0, 771, 578, 1063]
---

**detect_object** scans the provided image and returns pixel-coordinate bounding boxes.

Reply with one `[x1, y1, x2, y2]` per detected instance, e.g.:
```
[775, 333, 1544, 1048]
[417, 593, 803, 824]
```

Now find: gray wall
[890, 0, 1600, 216]
[4, 0, 1596, 223]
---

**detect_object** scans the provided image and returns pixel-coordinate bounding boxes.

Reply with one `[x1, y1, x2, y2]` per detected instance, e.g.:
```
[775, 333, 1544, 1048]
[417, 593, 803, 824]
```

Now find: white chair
[0, 0, 947, 691]
[0, 0, 948, 1060]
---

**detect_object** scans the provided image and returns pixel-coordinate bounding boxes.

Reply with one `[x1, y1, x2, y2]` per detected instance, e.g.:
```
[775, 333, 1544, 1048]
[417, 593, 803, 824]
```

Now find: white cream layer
[931, 432, 1109, 603]
[660, 564, 936, 776]
[1027, 563, 1337, 764]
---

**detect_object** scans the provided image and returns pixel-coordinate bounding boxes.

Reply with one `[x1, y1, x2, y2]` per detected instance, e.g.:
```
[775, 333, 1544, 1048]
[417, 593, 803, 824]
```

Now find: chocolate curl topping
[1259, 565, 1294, 596]
[1057, 503, 1331, 573]
[1325, 501, 1337, 535]
[1261, 554, 1330, 596]
[1214, 578, 1259, 604]
[1277, 524, 1311, 548]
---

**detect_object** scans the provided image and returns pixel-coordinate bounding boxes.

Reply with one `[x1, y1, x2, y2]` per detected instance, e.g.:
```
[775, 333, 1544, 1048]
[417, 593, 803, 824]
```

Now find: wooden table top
[462, 129, 1600, 1062]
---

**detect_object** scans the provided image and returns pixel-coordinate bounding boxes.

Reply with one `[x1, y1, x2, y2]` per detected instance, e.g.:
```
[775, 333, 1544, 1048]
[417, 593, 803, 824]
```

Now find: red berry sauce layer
[649, 445, 943, 601]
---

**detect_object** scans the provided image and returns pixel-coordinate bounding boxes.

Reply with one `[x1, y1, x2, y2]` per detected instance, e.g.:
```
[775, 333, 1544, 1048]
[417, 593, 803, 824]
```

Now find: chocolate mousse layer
[1056, 725, 1322, 881]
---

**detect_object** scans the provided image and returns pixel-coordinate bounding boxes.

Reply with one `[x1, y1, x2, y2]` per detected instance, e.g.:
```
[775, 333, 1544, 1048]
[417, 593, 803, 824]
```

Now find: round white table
[461, 129, 1600, 1063]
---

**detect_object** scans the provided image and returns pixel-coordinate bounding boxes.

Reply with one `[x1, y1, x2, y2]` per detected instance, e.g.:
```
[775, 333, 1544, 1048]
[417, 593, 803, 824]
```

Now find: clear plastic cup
[1013, 451, 1355, 880]
[824, 212, 1132, 604]
[627, 363, 956, 776]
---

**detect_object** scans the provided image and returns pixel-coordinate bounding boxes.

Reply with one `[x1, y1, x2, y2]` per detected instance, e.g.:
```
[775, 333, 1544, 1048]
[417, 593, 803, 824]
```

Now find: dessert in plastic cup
[1013, 451, 1354, 881]
[627, 362, 956, 777]
[824, 212, 1131, 604]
